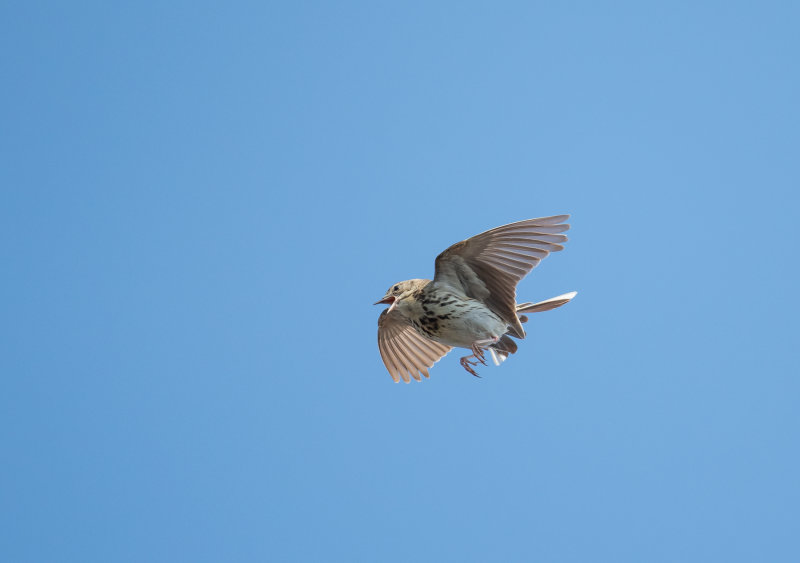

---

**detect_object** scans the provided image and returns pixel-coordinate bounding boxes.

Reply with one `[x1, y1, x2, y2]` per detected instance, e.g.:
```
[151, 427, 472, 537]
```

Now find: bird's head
[374, 279, 429, 313]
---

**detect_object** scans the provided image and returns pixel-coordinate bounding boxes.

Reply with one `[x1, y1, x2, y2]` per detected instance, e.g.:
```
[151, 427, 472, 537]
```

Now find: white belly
[435, 303, 507, 347]
[401, 291, 509, 349]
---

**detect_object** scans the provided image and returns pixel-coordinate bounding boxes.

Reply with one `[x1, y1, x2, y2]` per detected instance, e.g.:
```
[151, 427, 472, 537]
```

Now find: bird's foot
[470, 337, 498, 364]
[459, 355, 482, 378]
[469, 344, 488, 365]
[461, 338, 501, 377]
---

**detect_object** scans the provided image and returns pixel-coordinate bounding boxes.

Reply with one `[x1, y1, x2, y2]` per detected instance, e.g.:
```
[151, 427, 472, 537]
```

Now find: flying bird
[375, 215, 576, 383]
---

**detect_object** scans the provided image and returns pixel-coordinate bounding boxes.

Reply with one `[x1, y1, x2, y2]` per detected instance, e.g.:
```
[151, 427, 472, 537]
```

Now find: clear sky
[2, 1, 799, 562]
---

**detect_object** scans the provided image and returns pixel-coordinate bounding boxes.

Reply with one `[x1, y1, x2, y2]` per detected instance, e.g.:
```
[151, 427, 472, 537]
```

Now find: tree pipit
[375, 215, 576, 382]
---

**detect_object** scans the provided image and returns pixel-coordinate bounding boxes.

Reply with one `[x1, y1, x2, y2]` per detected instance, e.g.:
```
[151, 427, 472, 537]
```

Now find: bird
[375, 215, 576, 383]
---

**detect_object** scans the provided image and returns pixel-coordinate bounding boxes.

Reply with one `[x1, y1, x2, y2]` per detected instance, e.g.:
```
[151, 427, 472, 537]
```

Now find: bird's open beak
[374, 296, 395, 305]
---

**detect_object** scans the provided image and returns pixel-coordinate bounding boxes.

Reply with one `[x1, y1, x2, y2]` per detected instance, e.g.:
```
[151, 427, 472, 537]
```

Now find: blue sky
[2, 1, 799, 561]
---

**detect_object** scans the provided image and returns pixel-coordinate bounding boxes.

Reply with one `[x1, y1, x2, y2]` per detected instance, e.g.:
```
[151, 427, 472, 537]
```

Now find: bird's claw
[460, 356, 482, 378]
[459, 340, 495, 377]
[470, 343, 488, 365]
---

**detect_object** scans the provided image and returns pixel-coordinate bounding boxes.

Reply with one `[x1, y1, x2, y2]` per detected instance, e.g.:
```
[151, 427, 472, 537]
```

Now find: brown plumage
[375, 216, 577, 383]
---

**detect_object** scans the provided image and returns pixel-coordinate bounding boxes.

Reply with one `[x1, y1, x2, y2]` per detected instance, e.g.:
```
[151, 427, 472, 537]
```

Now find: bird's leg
[470, 344, 487, 365]
[459, 355, 482, 378]
[471, 337, 499, 364]
[460, 337, 501, 377]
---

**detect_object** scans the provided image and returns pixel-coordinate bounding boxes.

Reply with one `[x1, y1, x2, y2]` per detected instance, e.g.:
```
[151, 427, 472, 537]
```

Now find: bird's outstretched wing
[377, 308, 451, 383]
[433, 215, 570, 338]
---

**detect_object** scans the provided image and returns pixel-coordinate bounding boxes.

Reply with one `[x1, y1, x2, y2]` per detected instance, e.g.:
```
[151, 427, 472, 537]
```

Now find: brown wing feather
[432, 215, 570, 338]
[377, 309, 452, 383]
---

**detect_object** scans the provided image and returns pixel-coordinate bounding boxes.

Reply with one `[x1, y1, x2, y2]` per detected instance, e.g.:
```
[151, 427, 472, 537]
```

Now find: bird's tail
[488, 335, 518, 366]
[515, 291, 577, 323]
[490, 291, 578, 366]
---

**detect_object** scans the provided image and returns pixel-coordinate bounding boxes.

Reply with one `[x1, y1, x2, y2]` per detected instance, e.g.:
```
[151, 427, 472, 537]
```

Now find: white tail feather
[489, 348, 508, 366]
[516, 291, 577, 314]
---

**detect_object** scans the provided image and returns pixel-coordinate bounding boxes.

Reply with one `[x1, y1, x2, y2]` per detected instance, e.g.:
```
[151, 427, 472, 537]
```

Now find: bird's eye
[393, 285, 399, 292]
